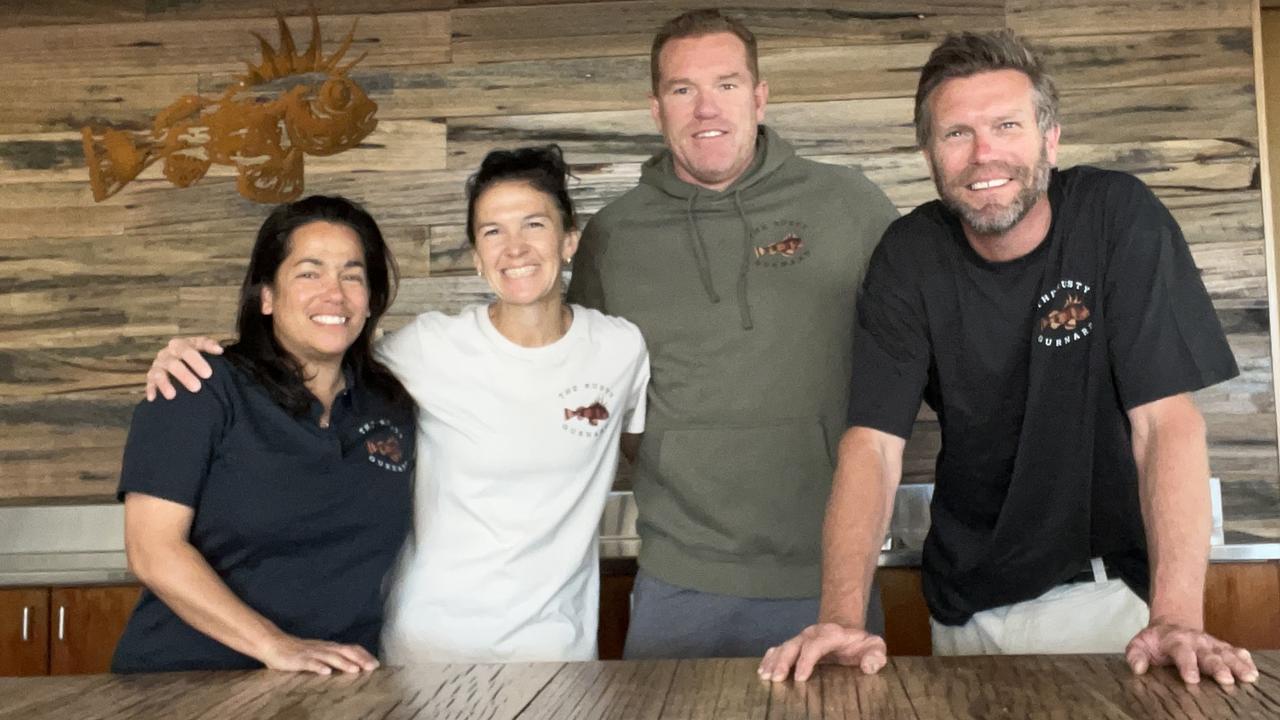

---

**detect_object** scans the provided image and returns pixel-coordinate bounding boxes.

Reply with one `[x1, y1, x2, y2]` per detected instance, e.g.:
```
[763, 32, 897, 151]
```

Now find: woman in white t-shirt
[145, 146, 649, 663]
[376, 145, 649, 663]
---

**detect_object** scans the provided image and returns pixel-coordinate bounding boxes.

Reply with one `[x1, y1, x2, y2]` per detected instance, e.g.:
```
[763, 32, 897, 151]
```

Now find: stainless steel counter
[3, 483, 1278, 587]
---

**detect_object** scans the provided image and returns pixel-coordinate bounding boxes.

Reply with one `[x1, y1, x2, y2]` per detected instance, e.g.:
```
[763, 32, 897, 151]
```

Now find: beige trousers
[930, 576, 1150, 655]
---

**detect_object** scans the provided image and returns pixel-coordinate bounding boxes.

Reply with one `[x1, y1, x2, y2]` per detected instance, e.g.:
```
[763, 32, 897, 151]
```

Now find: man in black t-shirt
[759, 30, 1258, 686]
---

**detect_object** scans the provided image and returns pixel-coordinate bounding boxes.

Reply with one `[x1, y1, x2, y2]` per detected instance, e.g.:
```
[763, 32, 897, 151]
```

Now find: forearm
[818, 427, 903, 628]
[1131, 396, 1211, 629]
[131, 541, 285, 661]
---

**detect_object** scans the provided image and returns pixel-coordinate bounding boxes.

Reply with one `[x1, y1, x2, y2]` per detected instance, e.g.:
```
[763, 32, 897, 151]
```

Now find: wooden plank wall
[1, 1, 1277, 541]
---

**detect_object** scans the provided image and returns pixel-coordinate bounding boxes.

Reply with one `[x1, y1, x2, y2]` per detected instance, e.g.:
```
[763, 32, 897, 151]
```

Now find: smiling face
[260, 220, 369, 369]
[471, 180, 579, 309]
[650, 32, 768, 191]
[923, 68, 1059, 237]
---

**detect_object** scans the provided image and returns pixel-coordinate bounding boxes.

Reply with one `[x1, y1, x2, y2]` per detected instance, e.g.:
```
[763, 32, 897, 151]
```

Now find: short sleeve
[623, 340, 650, 435]
[567, 216, 607, 312]
[118, 372, 228, 507]
[1103, 180, 1239, 410]
[376, 314, 427, 387]
[845, 233, 932, 439]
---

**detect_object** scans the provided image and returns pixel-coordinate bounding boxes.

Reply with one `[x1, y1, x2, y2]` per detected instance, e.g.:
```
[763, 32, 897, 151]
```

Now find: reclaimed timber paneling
[0, 120, 446, 187]
[1007, 0, 1250, 36]
[5, 1, 453, 27]
[0, 12, 450, 81]
[0, 74, 198, 135]
[451, 1, 1003, 64]
[0, 0, 1274, 543]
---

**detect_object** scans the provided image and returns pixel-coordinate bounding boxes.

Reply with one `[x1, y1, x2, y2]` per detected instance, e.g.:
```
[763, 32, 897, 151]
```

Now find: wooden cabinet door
[878, 568, 932, 656]
[1204, 562, 1280, 650]
[0, 588, 50, 676]
[49, 585, 142, 675]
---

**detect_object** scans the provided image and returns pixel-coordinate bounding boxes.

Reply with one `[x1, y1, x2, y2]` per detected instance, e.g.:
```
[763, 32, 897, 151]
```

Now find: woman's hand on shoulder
[256, 633, 380, 675]
[146, 337, 225, 401]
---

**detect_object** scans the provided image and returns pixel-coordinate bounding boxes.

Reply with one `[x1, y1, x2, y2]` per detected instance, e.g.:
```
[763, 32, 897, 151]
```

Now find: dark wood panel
[875, 563, 1280, 656]
[878, 568, 931, 657]
[49, 585, 141, 675]
[0, 588, 48, 677]
[599, 572, 634, 661]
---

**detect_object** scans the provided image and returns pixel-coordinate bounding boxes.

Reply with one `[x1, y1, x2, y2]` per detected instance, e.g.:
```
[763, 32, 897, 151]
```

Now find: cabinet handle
[21, 606, 29, 642]
[57, 605, 66, 641]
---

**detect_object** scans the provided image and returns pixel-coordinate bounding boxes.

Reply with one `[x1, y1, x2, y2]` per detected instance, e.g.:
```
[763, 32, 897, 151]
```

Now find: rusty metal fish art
[564, 402, 610, 426]
[82, 11, 378, 204]
[1040, 292, 1091, 331]
[754, 233, 804, 258]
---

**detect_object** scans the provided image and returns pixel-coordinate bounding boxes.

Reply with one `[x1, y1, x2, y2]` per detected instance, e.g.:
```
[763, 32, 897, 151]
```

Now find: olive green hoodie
[569, 126, 897, 597]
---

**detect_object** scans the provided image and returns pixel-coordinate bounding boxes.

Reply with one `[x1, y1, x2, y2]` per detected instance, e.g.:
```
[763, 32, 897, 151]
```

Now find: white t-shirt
[377, 304, 649, 663]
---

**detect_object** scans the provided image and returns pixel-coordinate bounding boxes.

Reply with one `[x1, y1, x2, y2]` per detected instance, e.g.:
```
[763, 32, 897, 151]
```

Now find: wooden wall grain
[1, 0, 1277, 542]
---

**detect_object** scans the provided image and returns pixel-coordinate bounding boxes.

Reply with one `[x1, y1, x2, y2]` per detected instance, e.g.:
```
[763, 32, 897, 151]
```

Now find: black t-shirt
[847, 166, 1239, 625]
[111, 355, 414, 672]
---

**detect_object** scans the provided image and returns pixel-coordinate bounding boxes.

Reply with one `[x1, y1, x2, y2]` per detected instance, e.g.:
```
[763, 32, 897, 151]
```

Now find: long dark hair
[224, 195, 412, 417]
[465, 144, 577, 244]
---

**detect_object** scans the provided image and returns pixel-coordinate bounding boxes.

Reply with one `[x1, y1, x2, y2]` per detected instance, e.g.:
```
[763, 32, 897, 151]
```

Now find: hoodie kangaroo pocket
[651, 419, 834, 561]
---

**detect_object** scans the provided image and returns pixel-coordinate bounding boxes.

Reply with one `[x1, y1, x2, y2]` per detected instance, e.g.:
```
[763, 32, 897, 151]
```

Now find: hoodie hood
[638, 126, 795, 330]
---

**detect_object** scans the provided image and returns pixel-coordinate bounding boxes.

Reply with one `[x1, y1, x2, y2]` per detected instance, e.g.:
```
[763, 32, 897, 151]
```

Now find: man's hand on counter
[757, 622, 887, 682]
[146, 336, 224, 401]
[1125, 620, 1259, 686]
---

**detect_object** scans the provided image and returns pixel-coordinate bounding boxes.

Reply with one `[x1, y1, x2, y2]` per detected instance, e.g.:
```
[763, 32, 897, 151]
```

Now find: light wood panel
[0, 12, 450, 80]
[451, 1, 1004, 63]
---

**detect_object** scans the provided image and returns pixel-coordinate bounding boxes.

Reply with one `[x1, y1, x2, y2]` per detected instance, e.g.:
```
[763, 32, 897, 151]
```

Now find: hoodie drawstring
[732, 191, 755, 330]
[685, 191, 720, 304]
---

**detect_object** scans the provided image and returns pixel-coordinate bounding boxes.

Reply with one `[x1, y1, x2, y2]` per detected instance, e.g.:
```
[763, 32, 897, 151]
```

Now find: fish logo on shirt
[558, 383, 617, 438]
[754, 233, 804, 258]
[357, 418, 409, 472]
[1035, 279, 1095, 349]
[1040, 292, 1090, 331]
[365, 436, 404, 463]
[565, 402, 609, 426]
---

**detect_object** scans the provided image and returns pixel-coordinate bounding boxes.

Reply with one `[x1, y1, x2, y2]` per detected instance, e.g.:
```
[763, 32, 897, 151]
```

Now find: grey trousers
[623, 569, 885, 659]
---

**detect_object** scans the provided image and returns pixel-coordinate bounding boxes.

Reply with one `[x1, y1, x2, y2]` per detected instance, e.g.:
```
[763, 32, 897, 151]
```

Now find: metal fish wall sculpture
[82, 11, 378, 204]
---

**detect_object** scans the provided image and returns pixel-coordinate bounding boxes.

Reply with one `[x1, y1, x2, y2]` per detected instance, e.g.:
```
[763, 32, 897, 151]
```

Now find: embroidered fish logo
[564, 402, 610, 426]
[754, 233, 804, 258]
[1040, 292, 1091, 331]
[366, 436, 403, 463]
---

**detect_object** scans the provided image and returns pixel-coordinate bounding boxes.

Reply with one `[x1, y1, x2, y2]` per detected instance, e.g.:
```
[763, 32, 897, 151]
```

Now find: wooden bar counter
[0, 653, 1276, 719]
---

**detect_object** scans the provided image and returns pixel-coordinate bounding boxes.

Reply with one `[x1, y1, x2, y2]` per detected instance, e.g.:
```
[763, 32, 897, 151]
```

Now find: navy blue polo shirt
[112, 354, 414, 673]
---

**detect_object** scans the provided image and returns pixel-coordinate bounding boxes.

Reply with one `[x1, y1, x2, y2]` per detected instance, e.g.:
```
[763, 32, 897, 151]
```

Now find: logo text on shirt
[558, 383, 615, 438]
[357, 418, 409, 472]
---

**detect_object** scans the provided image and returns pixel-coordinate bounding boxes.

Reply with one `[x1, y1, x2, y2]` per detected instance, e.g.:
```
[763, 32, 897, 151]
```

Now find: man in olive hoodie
[568, 9, 899, 658]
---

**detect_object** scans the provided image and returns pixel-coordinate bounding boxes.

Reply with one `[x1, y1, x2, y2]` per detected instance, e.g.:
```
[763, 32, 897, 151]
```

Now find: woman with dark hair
[147, 147, 650, 663]
[113, 195, 415, 674]
[375, 145, 649, 663]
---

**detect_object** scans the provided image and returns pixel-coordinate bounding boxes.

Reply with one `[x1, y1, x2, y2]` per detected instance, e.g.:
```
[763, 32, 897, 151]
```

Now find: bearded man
[759, 30, 1259, 687]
